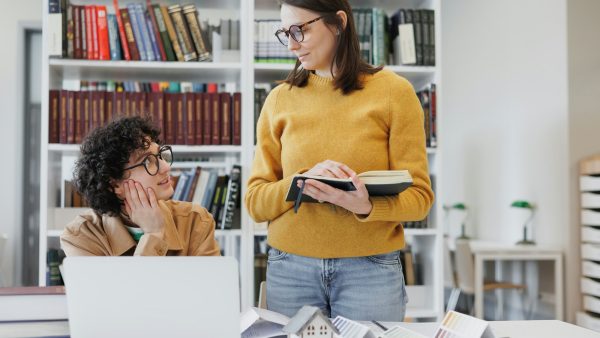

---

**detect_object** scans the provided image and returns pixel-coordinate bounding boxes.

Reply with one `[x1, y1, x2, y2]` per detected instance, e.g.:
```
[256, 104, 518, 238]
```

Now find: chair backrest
[258, 281, 267, 309]
[454, 239, 475, 294]
[0, 234, 6, 287]
[443, 236, 456, 288]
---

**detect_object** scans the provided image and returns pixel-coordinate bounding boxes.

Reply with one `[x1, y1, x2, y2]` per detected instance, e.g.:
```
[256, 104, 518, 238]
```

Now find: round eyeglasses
[275, 16, 324, 47]
[123, 145, 173, 176]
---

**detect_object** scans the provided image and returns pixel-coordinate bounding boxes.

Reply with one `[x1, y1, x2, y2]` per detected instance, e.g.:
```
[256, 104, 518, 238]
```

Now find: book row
[48, 0, 240, 62]
[170, 165, 242, 230]
[355, 7, 436, 66]
[48, 90, 242, 146]
[417, 83, 437, 148]
[61, 80, 236, 94]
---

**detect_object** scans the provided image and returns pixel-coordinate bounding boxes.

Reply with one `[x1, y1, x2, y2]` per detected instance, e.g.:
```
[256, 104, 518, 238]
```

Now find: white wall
[567, 0, 600, 323]
[441, 0, 570, 318]
[0, 0, 41, 286]
[441, 0, 568, 245]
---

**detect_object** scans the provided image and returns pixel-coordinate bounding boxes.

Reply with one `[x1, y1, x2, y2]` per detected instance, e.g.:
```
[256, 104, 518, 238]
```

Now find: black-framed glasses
[275, 16, 324, 46]
[123, 145, 173, 176]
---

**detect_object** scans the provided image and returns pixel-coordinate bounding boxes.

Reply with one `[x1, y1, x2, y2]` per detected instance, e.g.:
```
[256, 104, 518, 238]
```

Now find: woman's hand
[300, 161, 373, 215]
[123, 180, 166, 235]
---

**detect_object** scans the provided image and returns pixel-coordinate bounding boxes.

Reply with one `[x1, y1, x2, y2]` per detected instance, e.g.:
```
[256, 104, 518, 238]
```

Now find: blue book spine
[107, 14, 122, 60]
[145, 12, 162, 62]
[126, 4, 147, 61]
[135, 3, 155, 61]
[179, 168, 196, 202]
[201, 171, 217, 209]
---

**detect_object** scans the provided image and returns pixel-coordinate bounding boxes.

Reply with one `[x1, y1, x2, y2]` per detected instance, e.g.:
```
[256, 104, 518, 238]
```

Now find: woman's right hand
[302, 160, 355, 178]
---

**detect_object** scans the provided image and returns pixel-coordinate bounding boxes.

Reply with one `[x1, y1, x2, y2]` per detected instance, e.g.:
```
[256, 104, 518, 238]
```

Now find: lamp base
[516, 239, 536, 245]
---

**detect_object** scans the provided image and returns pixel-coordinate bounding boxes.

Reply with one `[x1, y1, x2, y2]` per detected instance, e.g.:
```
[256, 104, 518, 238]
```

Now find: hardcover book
[285, 170, 413, 203]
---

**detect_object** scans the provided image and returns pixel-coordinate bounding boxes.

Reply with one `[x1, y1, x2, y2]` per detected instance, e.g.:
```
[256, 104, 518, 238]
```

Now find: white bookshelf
[41, 0, 443, 319]
[577, 156, 600, 332]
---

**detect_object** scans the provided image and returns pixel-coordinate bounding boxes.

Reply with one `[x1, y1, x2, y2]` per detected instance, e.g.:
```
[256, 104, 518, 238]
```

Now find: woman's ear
[336, 10, 347, 30]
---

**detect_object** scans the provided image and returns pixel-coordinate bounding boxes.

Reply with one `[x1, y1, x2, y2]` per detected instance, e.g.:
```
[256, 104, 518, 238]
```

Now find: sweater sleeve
[355, 77, 434, 223]
[245, 87, 305, 222]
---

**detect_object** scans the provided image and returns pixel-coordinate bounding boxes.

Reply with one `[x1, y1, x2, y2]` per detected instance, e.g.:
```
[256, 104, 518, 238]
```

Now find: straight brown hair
[279, 0, 382, 95]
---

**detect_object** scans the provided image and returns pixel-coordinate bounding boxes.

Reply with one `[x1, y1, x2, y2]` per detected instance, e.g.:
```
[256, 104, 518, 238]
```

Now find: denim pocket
[366, 250, 401, 265]
[267, 247, 288, 262]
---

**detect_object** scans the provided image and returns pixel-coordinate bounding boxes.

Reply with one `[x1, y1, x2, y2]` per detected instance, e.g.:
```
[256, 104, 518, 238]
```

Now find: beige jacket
[60, 200, 221, 256]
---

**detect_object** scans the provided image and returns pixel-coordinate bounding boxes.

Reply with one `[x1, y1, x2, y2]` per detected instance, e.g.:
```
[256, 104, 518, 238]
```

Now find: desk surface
[2, 319, 599, 338]
[468, 240, 562, 254]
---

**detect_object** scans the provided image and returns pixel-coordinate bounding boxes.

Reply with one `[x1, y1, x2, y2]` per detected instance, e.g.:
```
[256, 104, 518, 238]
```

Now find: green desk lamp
[444, 202, 470, 239]
[511, 200, 536, 245]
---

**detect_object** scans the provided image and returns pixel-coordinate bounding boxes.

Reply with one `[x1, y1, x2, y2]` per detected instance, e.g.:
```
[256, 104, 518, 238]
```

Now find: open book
[285, 170, 413, 204]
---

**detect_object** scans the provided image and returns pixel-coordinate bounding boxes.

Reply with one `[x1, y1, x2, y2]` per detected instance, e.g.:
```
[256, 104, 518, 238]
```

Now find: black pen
[371, 320, 388, 331]
[294, 179, 306, 213]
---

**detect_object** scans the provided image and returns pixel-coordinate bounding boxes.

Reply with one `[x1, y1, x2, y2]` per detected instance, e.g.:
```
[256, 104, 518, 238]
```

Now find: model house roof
[282, 305, 340, 335]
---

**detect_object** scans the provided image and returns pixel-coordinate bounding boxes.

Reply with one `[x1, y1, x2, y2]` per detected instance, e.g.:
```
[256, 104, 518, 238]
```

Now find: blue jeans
[266, 247, 408, 321]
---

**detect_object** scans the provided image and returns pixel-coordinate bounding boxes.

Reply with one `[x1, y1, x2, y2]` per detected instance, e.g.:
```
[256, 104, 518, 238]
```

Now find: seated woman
[60, 116, 220, 256]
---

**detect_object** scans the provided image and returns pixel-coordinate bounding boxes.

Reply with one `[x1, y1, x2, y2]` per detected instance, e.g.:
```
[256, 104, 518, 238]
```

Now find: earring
[336, 29, 340, 35]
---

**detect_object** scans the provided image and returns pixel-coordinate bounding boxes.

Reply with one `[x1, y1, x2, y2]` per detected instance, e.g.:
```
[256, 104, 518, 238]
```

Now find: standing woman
[245, 0, 434, 321]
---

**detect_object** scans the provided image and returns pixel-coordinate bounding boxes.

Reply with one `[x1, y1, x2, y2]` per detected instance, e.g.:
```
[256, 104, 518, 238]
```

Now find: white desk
[469, 241, 563, 320]
[2, 319, 599, 338]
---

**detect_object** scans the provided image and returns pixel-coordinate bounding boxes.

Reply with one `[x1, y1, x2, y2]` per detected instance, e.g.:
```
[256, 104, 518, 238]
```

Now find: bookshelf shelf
[49, 59, 242, 83]
[48, 143, 243, 154]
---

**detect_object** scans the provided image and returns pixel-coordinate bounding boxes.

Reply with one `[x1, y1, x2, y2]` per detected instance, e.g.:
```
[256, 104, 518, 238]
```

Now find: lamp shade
[450, 203, 467, 210]
[510, 200, 534, 209]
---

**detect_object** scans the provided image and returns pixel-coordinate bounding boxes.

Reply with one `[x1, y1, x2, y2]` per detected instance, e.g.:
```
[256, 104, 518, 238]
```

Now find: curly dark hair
[74, 116, 161, 216]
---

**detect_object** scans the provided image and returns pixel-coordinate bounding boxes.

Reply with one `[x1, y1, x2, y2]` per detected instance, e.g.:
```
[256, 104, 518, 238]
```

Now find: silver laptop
[63, 256, 240, 338]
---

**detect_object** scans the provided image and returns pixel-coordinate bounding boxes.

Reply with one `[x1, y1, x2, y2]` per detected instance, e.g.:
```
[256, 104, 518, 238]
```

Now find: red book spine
[138, 92, 146, 118]
[124, 92, 132, 117]
[207, 83, 218, 93]
[74, 91, 83, 144]
[120, 9, 140, 61]
[156, 93, 164, 134]
[49, 90, 60, 143]
[220, 93, 231, 145]
[194, 93, 203, 145]
[73, 5, 82, 59]
[96, 6, 110, 60]
[91, 6, 99, 59]
[175, 93, 185, 145]
[164, 93, 174, 144]
[130, 92, 139, 116]
[98, 91, 107, 126]
[67, 91, 76, 144]
[232, 92, 241, 145]
[105, 91, 114, 124]
[85, 6, 93, 60]
[146, 0, 166, 61]
[82, 91, 90, 138]
[59, 90, 68, 144]
[91, 91, 100, 132]
[114, 91, 125, 117]
[112, 0, 131, 60]
[211, 92, 221, 145]
[80, 7, 87, 59]
[202, 93, 211, 145]
[185, 93, 195, 145]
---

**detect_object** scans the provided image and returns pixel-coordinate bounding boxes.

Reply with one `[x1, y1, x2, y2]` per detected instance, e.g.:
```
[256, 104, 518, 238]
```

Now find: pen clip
[294, 179, 305, 214]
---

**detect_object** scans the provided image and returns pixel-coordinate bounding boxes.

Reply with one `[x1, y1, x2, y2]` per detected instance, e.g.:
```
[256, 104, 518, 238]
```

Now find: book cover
[126, 4, 147, 61]
[160, 5, 184, 61]
[285, 170, 413, 203]
[120, 8, 140, 60]
[167, 4, 197, 61]
[96, 6, 110, 60]
[146, 0, 166, 61]
[112, 0, 131, 60]
[107, 14, 122, 60]
[49, 90, 60, 143]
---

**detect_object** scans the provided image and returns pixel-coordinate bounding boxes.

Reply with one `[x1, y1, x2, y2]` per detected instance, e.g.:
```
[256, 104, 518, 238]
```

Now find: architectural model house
[282, 305, 340, 338]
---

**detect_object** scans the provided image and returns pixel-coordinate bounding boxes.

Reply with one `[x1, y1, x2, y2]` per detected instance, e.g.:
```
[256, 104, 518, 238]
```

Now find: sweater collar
[308, 72, 335, 87]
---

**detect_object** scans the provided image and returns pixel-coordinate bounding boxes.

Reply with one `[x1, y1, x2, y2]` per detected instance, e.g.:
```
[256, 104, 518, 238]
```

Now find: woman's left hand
[302, 173, 373, 215]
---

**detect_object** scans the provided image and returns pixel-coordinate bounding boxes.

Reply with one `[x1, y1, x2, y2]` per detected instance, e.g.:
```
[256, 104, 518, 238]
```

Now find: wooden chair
[454, 239, 528, 319]
[258, 281, 267, 309]
[0, 234, 7, 287]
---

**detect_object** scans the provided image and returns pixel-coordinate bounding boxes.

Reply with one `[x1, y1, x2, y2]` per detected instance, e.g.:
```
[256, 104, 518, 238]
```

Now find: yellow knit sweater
[245, 69, 434, 258]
